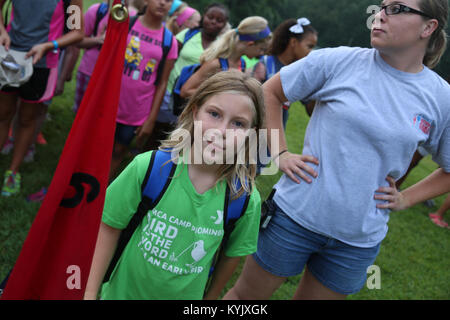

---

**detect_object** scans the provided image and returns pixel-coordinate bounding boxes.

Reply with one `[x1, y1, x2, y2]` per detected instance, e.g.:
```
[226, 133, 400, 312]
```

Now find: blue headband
[169, 0, 182, 16]
[238, 26, 271, 42]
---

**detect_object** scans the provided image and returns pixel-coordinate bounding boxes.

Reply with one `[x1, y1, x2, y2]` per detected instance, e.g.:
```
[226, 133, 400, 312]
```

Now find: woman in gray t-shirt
[224, 0, 450, 300]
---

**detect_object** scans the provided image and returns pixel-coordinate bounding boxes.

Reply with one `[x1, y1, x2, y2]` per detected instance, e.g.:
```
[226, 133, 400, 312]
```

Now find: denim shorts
[253, 201, 381, 295]
[114, 122, 138, 146]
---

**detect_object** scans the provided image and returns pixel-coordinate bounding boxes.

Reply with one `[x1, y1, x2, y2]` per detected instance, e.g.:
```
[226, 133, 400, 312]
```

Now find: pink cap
[176, 7, 197, 27]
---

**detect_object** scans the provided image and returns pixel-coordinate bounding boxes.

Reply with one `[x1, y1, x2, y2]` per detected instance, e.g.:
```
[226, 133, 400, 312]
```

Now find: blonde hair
[219, 22, 232, 35]
[419, 0, 448, 68]
[200, 16, 271, 64]
[160, 70, 265, 198]
[166, 2, 188, 34]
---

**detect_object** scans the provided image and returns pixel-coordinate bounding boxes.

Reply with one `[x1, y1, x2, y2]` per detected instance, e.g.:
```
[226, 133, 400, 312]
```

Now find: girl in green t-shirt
[84, 70, 266, 300]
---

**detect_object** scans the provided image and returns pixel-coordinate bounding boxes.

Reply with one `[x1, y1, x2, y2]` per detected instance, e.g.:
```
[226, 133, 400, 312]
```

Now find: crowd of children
[0, 0, 449, 300]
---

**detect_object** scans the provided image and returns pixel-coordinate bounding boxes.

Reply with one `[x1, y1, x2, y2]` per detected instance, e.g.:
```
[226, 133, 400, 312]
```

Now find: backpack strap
[103, 150, 176, 283]
[183, 27, 201, 44]
[93, 2, 109, 37]
[264, 55, 276, 80]
[218, 58, 228, 70]
[222, 180, 250, 241]
[206, 179, 250, 289]
[240, 57, 247, 73]
[173, 63, 201, 95]
[154, 27, 173, 86]
[218, 58, 247, 72]
[141, 149, 175, 203]
[171, 63, 202, 115]
[128, 14, 139, 32]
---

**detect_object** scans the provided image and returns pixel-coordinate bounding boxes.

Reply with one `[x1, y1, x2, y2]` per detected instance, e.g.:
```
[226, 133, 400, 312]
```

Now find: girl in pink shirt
[71, 2, 138, 112]
[109, 0, 178, 180]
[72, 1, 110, 112]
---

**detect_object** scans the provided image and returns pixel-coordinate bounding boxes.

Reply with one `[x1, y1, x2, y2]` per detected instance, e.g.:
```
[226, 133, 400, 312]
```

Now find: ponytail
[200, 29, 238, 63]
[200, 16, 269, 64]
[424, 28, 447, 69]
[419, 0, 448, 69]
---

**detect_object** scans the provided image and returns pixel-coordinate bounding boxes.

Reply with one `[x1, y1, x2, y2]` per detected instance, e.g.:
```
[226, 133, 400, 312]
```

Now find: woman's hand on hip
[374, 176, 409, 211]
[276, 151, 319, 184]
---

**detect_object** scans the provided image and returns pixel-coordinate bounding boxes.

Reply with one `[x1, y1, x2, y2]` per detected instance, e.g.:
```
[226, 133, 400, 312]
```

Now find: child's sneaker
[23, 144, 35, 163]
[1, 170, 21, 196]
[1, 137, 14, 155]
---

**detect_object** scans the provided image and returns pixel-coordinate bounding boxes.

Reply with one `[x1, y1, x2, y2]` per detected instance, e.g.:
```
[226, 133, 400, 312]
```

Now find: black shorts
[1, 67, 57, 103]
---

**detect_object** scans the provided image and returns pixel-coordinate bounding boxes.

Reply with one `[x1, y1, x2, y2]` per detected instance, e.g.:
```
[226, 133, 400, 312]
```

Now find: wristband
[52, 40, 58, 53]
[272, 149, 288, 161]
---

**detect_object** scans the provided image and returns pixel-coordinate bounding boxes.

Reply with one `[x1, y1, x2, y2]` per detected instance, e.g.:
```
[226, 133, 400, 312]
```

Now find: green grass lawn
[0, 0, 449, 300]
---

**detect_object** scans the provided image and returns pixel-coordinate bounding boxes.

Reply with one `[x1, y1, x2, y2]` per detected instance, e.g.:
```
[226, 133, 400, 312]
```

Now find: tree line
[188, 0, 449, 78]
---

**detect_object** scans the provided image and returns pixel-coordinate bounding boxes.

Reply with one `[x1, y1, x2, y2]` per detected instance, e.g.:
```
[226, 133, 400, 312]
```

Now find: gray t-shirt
[276, 46, 450, 248]
[9, 0, 64, 68]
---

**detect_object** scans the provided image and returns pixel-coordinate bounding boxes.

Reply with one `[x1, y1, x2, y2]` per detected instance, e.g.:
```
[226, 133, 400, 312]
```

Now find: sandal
[26, 187, 47, 202]
[429, 213, 449, 228]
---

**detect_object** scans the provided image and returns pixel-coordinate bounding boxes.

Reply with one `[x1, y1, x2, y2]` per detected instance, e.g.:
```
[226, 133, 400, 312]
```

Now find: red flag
[2, 1, 128, 299]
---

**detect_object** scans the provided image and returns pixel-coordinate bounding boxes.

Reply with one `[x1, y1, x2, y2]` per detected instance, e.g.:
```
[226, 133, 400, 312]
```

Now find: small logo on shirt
[210, 210, 224, 225]
[413, 114, 432, 135]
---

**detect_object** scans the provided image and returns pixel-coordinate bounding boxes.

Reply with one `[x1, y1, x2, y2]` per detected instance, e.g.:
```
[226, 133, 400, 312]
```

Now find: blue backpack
[255, 55, 277, 83]
[262, 55, 277, 81]
[92, 2, 109, 37]
[103, 150, 250, 286]
[182, 27, 201, 45]
[172, 57, 247, 116]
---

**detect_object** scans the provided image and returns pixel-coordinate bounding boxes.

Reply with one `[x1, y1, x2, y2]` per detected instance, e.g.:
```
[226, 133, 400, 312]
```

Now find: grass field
[0, 0, 448, 300]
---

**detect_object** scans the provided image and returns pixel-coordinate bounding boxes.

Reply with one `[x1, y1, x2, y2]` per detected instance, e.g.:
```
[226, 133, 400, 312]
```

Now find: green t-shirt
[167, 28, 204, 93]
[100, 151, 261, 300]
[242, 56, 259, 70]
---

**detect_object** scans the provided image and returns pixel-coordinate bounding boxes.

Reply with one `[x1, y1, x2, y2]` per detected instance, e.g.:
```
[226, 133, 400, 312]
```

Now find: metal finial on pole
[111, 0, 129, 22]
